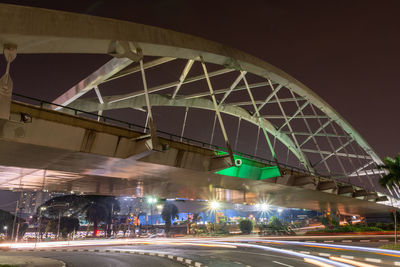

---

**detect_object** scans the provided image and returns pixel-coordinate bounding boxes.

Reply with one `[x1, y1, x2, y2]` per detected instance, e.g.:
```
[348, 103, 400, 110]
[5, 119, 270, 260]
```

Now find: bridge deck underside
[0, 139, 392, 217]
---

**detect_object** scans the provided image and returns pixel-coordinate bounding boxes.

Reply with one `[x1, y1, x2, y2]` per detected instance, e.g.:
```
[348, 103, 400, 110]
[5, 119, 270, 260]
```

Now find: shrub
[239, 219, 253, 234]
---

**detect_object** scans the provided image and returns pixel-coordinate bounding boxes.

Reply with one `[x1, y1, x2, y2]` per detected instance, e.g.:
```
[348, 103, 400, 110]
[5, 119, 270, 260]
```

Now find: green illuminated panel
[215, 152, 280, 180]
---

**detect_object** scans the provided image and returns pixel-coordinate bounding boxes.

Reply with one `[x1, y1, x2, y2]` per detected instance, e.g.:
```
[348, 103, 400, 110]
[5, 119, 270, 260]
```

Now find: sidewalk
[0, 255, 65, 267]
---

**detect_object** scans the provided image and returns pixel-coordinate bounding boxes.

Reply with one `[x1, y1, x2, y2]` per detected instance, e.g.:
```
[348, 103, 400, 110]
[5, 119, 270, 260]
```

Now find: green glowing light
[215, 152, 280, 180]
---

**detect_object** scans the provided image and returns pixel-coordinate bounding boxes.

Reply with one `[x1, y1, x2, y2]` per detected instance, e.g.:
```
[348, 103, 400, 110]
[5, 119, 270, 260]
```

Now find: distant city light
[209, 200, 221, 210]
[256, 203, 270, 212]
[146, 196, 157, 204]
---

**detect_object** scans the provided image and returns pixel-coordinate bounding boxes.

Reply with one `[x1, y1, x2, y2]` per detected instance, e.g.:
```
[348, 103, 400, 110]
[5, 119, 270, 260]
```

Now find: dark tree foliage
[39, 195, 120, 237]
[161, 202, 179, 237]
[0, 209, 27, 238]
[46, 217, 79, 238]
[378, 154, 400, 189]
[239, 219, 253, 234]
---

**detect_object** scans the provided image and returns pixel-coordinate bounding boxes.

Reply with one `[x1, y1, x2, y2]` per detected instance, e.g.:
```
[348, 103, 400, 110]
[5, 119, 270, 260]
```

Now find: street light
[3, 226, 7, 240]
[208, 200, 221, 224]
[209, 200, 221, 211]
[256, 202, 270, 222]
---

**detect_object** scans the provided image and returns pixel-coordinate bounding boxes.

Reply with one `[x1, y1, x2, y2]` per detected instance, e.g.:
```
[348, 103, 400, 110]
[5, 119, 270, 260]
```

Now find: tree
[161, 202, 179, 237]
[0, 209, 27, 240]
[239, 219, 253, 234]
[39, 195, 120, 237]
[378, 154, 400, 189]
[45, 217, 79, 238]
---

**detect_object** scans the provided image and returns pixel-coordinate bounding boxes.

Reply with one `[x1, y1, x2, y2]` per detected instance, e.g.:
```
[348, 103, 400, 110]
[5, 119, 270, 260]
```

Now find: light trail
[329, 256, 377, 267]
[304, 258, 335, 267]
[186, 240, 352, 267]
[225, 239, 400, 258]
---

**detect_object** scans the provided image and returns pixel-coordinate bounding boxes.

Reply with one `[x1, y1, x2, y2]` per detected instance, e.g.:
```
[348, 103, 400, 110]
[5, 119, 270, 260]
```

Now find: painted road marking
[360, 240, 370, 242]
[324, 240, 334, 243]
[340, 255, 354, 259]
[272, 261, 294, 267]
[300, 251, 310, 254]
[365, 258, 381, 263]
[379, 240, 389, 242]
[342, 240, 352, 242]
[318, 253, 331, 257]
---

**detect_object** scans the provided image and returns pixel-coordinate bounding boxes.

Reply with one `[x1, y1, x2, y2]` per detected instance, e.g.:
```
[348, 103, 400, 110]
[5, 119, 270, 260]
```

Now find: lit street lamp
[3, 226, 7, 239]
[208, 200, 221, 224]
[256, 202, 270, 222]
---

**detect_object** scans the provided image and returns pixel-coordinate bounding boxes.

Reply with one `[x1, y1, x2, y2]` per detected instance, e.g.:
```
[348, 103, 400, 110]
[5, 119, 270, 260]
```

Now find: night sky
[0, 0, 399, 207]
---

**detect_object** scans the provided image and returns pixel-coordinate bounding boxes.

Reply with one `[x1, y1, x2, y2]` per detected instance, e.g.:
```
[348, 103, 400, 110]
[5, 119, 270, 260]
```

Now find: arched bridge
[0, 3, 397, 216]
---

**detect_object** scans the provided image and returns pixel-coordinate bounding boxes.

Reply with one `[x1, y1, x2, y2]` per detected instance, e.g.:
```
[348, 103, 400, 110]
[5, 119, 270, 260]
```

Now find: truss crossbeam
[281, 131, 347, 138]
[300, 119, 333, 147]
[348, 169, 386, 177]
[53, 57, 133, 108]
[313, 139, 354, 167]
[302, 148, 371, 159]
[109, 68, 234, 103]
[105, 57, 176, 83]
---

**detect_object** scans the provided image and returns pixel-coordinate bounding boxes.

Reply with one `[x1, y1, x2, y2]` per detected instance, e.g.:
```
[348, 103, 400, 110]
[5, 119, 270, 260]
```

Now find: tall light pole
[3, 226, 8, 240]
[36, 206, 46, 243]
[11, 200, 18, 241]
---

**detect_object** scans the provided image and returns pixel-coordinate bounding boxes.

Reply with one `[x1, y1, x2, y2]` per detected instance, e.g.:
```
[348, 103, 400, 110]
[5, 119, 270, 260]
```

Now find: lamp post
[11, 200, 18, 241]
[36, 206, 46, 243]
[3, 226, 8, 240]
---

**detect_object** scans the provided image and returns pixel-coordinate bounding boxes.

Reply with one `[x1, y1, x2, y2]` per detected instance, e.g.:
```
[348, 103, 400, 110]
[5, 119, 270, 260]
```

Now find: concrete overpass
[0, 3, 397, 217]
[0, 100, 391, 217]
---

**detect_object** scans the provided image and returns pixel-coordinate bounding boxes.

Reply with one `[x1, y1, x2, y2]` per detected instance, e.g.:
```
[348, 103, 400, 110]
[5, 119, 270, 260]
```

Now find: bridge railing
[11, 93, 343, 182]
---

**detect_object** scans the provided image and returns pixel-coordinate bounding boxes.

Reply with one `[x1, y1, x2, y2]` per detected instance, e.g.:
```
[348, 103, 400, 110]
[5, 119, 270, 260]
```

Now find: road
[2, 238, 400, 266]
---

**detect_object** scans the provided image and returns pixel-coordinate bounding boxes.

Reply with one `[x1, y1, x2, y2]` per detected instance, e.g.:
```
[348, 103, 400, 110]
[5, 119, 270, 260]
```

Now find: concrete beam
[353, 190, 369, 198]
[209, 155, 232, 171]
[317, 181, 337, 191]
[292, 175, 315, 186]
[375, 196, 389, 202]
[338, 186, 354, 195]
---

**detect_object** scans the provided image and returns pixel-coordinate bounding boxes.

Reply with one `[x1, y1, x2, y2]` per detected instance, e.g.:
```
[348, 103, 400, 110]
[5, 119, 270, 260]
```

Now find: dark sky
[1, 0, 399, 159]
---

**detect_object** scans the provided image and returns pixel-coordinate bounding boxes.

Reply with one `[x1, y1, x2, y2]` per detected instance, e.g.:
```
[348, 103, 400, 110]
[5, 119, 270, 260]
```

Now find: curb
[16, 248, 207, 267]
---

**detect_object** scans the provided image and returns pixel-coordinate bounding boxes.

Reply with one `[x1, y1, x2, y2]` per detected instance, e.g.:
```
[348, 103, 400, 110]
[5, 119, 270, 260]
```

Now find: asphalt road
[3, 239, 400, 267]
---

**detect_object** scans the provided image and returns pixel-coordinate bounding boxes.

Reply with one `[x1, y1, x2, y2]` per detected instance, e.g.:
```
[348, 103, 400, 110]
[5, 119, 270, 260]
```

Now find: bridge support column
[0, 44, 17, 120]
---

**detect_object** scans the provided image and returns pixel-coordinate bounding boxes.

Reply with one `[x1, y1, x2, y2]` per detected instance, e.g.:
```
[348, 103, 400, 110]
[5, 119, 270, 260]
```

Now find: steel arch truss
[58, 55, 389, 197]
